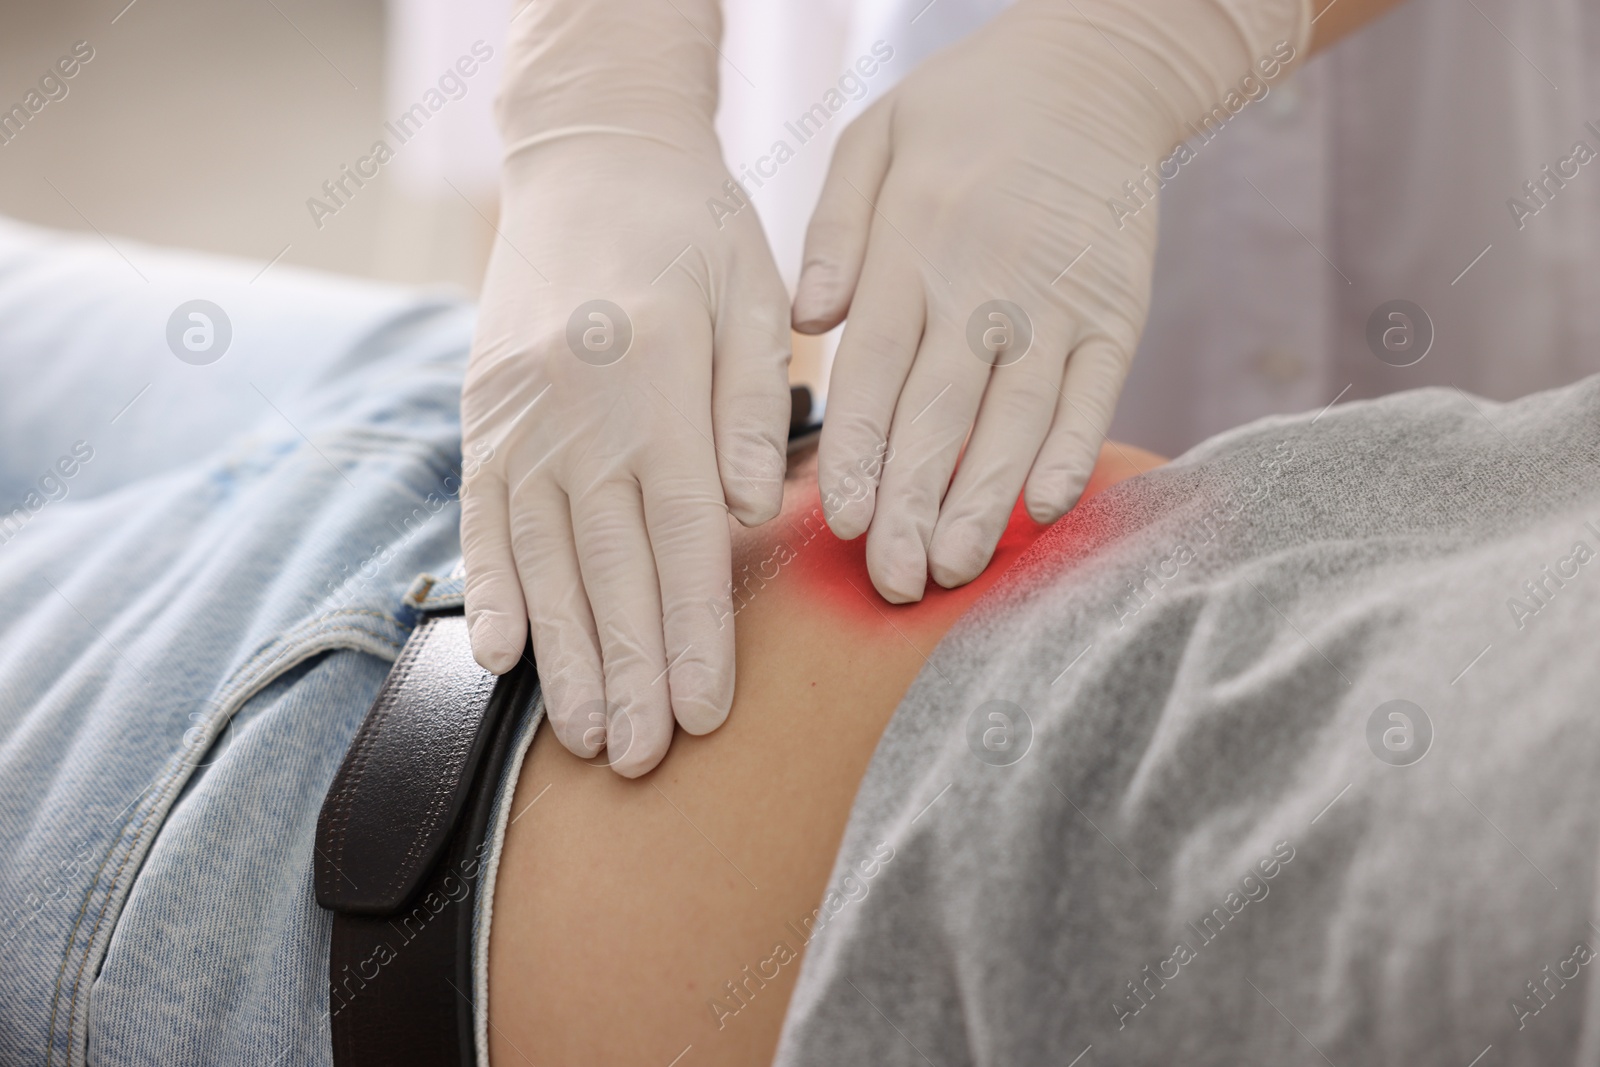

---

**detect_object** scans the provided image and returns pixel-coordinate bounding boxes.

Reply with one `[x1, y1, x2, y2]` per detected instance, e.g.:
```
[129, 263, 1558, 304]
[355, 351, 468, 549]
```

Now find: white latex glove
[795, 0, 1311, 602]
[461, 0, 792, 776]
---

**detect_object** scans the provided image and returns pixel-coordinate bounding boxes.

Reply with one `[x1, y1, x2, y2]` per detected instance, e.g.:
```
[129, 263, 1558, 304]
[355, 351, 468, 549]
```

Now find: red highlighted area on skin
[723, 443, 1166, 643]
[491, 438, 1166, 1067]
[783, 490, 1051, 629]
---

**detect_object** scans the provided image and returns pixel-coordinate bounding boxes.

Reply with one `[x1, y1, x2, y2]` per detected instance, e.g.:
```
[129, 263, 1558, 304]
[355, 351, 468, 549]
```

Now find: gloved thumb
[792, 100, 893, 334]
[713, 265, 792, 527]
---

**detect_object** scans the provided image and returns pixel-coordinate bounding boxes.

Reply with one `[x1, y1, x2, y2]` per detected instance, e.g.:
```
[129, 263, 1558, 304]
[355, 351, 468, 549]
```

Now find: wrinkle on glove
[462, 0, 793, 776]
[797, 0, 1311, 603]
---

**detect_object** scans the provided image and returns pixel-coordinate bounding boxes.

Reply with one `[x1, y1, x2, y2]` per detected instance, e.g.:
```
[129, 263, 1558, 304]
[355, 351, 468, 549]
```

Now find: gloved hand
[795, 0, 1310, 602]
[461, 0, 792, 776]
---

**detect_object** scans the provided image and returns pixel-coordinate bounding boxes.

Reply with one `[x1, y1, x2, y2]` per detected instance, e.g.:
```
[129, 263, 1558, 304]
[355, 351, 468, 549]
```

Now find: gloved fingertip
[609, 752, 664, 779]
[606, 729, 668, 778]
[729, 493, 782, 529]
[792, 269, 842, 334]
[928, 522, 993, 590]
[1026, 500, 1067, 525]
[793, 316, 834, 336]
[469, 614, 521, 675]
[724, 441, 786, 527]
[548, 699, 606, 760]
[822, 491, 873, 541]
[872, 549, 928, 605]
[598, 702, 671, 778]
[675, 694, 730, 736]
[1025, 469, 1090, 525]
[672, 660, 733, 735]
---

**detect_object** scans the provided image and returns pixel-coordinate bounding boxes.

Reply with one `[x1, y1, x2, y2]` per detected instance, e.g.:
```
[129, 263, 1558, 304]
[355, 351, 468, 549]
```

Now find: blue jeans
[0, 218, 530, 1066]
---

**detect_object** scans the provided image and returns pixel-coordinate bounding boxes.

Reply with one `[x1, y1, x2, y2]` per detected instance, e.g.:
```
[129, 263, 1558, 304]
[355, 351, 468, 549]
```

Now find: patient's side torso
[485, 443, 1162, 1066]
[493, 378, 1600, 1067]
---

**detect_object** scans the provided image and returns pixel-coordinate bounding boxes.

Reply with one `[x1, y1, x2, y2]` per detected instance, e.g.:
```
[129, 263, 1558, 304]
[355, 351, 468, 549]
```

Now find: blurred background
[0, 0, 868, 391]
[2, 0, 508, 294]
[3, 0, 1592, 454]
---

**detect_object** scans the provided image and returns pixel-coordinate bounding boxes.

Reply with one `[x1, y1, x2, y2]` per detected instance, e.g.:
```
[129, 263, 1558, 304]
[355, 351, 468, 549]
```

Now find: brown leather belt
[315, 607, 539, 1067]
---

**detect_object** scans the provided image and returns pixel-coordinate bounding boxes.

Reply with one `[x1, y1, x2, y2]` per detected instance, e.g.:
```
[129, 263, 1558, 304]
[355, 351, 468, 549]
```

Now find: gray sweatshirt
[776, 375, 1600, 1067]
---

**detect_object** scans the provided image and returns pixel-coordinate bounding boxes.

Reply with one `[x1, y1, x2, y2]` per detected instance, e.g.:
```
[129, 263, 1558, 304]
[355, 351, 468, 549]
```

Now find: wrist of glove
[794, 0, 1310, 604]
[496, 0, 723, 151]
[1023, 0, 1312, 153]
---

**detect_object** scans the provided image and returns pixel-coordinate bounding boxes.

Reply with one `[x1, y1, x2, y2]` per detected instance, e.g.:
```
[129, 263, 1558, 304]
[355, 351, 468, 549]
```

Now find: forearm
[496, 0, 723, 153]
[1309, 0, 1409, 52]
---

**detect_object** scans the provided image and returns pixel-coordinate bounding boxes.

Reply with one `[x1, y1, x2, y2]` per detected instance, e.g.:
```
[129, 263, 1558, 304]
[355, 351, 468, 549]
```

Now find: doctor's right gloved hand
[795, 0, 1311, 603]
[459, 0, 793, 777]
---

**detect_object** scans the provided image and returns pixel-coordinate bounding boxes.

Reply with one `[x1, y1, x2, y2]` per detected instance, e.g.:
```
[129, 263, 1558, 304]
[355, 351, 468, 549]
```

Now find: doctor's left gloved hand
[796, 0, 1311, 602]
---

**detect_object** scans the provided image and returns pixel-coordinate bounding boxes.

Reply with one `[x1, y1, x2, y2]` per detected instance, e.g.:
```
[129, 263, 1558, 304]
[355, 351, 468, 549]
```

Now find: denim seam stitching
[49, 614, 408, 1066]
